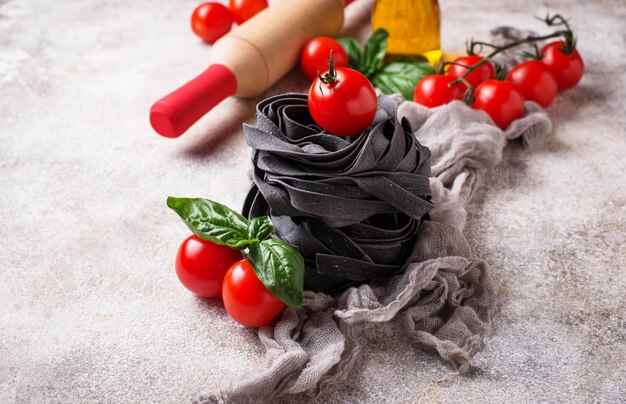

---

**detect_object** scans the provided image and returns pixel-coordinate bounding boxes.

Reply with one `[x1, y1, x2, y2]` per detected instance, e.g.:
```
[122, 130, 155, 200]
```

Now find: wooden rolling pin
[150, 0, 348, 138]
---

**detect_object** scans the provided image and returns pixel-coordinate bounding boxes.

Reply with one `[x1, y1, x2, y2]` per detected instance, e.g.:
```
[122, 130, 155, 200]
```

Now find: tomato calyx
[493, 63, 507, 80]
[461, 84, 475, 106]
[539, 13, 577, 55]
[317, 50, 338, 93]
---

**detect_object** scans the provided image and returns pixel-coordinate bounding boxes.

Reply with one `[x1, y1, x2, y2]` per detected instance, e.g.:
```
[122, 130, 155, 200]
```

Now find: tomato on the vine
[176, 235, 242, 298]
[222, 259, 285, 328]
[413, 74, 464, 108]
[506, 60, 558, 108]
[300, 37, 349, 81]
[473, 79, 525, 130]
[308, 55, 377, 137]
[228, 0, 268, 25]
[539, 41, 584, 91]
[191, 2, 233, 44]
[447, 55, 495, 90]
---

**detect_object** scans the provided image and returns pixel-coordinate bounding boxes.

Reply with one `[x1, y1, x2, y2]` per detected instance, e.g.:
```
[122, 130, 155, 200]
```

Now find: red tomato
[413, 74, 464, 108]
[447, 55, 495, 90]
[473, 79, 525, 130]
[300, 37, 349, 81]
[506, 60, 558, 108]
[190, 2, 233, 44]
[308, 66, 377, 137]
[222, 259, 285, 328]
[539, 41, 584, 91]
[175, 235, 242, 298]
[228, 0, 268, 24]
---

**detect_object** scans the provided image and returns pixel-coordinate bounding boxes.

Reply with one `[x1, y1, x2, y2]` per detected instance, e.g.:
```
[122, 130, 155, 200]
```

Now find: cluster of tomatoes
[176, 235, 284, 327]
[190, 0, 268, 43]
[414, 41, 585, 129]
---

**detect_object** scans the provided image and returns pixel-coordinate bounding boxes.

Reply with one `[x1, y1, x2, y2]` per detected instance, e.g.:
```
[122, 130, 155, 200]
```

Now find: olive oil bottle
[372, 0, 441, 63]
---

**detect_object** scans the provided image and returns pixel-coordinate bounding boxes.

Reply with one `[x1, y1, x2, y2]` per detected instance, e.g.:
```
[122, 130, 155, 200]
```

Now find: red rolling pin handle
[150, 0, 349, 138]
[149, 64, 236, 138]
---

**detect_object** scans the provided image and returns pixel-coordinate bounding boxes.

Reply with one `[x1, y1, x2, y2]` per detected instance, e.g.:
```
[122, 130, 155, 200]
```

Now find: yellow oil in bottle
[372, 0, 442, 64]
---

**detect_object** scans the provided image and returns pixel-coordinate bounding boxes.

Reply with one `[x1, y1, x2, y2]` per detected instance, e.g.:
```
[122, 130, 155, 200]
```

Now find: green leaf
[247, 216, 274, 242]
[361, 28, 389, 77]
[336, 37, 362, 70]
[248, 239, 304, 307]
[167, 197, 253, 249]
[371, 61, 436, 100]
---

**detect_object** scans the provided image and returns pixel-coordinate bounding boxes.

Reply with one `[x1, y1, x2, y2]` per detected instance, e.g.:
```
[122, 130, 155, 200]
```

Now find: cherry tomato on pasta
[308, 60, 377, 137]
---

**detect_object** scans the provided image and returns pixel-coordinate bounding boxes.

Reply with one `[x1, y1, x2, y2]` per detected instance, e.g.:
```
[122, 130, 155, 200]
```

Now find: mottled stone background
[1, 0, 624, 402]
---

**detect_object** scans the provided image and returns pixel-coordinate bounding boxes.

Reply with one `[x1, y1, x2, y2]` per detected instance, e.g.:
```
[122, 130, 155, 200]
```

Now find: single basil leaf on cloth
[247, 216, 274, 241]
[248, 239, 304, 307]
[372, 61, 436, 100]
[361, 28, 389, 77]
[167, 196, 252, 249]
[336, 37, 362, 70]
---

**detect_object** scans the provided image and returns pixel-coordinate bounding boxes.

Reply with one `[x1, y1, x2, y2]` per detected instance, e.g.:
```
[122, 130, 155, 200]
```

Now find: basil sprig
[337, 29, 436, 100]
[167, 197, 304, 307]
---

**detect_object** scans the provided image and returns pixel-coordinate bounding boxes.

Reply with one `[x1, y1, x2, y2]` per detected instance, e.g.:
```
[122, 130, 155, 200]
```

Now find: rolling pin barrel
[150, 0, 346, 138]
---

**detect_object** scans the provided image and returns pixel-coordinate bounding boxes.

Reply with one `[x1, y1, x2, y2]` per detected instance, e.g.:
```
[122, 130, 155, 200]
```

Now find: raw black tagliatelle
[242, 93, 433, 293]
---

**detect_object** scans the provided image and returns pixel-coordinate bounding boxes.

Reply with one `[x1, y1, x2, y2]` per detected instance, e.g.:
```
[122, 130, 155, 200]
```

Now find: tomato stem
[461, 78, 474, 106]
[318, 50, 338, 85]
[447, 13, 577, 88]
[316, 50, 339, 96]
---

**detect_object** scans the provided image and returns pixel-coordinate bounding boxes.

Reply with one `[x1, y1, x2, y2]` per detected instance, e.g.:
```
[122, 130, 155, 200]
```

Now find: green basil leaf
[247, 216, 274, 242]
[361, 28, 389, 77]
[371, 61, 436, 100]
[336, 37, 362, 70]
[167, 197, 253, 249]
[248, 239, 304, 307]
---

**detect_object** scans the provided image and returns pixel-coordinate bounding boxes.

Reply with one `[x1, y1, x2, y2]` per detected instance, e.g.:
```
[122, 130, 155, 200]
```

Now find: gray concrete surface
[1, 0, 624, 402]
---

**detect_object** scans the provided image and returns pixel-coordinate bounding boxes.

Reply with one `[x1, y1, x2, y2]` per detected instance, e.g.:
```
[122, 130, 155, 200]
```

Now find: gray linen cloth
[200, 95, 552, 403]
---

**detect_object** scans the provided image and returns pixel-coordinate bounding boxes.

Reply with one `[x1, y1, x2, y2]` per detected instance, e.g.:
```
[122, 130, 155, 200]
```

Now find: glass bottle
[371, 0, 441, 63]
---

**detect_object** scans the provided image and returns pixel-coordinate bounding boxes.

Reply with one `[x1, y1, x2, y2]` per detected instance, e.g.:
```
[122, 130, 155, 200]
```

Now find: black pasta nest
[242, 93, 433, 294]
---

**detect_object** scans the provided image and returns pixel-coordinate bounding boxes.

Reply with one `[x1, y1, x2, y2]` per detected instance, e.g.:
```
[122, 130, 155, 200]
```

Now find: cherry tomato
[447, 55, 495, 90]
[413, 74, 464, 108]
[506, 60, 558, 108]
[222, 259, 285, 328]
[175, 235, 243, 298]
[473, 79, 525, 130]
[308, 64, 377, 137]
[228, 0, 268, 24]
[191, 2, 233, 44]
[539, 41, 584, 91]
[300, 37, 349, 81]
